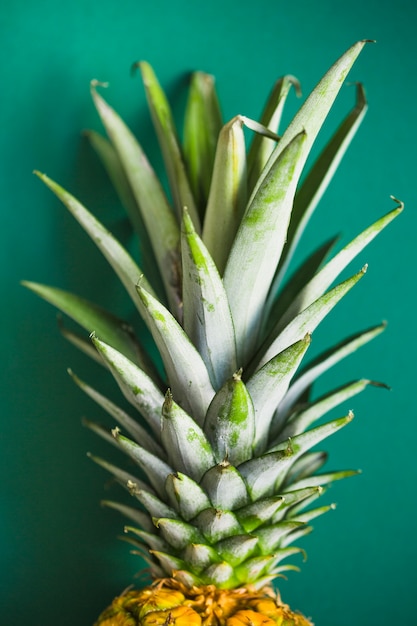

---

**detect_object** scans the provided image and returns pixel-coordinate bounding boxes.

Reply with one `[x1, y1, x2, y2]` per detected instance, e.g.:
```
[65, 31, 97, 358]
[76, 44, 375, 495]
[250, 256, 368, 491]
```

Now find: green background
[2, 1, 416, 624]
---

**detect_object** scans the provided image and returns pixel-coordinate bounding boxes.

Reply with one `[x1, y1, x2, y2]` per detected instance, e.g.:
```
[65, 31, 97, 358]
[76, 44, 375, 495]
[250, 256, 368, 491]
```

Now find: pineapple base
[95, 578, 313, 625]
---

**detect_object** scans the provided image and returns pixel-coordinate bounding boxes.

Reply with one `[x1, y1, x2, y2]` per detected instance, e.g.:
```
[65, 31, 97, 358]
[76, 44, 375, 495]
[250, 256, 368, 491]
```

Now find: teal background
[2, 1, 416, 624]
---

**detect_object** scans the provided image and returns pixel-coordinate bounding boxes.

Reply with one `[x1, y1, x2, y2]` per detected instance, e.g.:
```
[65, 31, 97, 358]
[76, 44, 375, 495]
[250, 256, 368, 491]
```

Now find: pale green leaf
[203, 371, 255, 465]
[246, 335, 311, 452]
[112, 429, 173, 498]
[275, 202, 403, 331]
[33, 172, 155, 311]
[183, 71, 223, 210]
[91, 336, 164, 437]
[165, 472, 211, 521]
[247, 74, 301, 192]
[224, 131, 307, 364]
[278, 323, 386, 418]
[181, 209, 237, 389]
[69, 369, 164, 457]
[138, 61, 200, 230]
[273, 82, 369, 286]
[90, 83, 182, 316]
[137, 285, 215, 425]
[200, 463, 250, 510]
[202, 116, 247, 274]
[256, 267, 367, 372]
[162, 391, 216, 482]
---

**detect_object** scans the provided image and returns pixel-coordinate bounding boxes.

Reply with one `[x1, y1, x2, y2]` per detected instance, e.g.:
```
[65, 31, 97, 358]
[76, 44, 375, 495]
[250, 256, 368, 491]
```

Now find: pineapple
[24, 40, 402, 625]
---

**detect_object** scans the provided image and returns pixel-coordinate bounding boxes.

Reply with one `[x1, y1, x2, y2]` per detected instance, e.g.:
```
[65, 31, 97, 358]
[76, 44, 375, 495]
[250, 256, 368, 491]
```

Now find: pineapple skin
[95, 580, 312, 625]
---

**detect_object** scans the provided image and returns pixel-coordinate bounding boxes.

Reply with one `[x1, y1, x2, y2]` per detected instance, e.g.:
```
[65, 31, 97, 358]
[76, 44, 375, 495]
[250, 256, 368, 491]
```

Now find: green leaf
[200, 463, 250, 510]
[275, 202, 403, 331]
[263, 235, 339, 336]
[22, 281, 152, 373]
[203, 371, 255, 465]
[137, 61, 200, 231]
[254, 521, 305, 553]
[183, 71, 222, 210]
[112, 429, 173, 498]
[235, 497, 285, 533]
[155, 518, 204, 551]
[224, 131, 307, 364]
[90, 83, 182, 316]
[247, 74, 301, 192]
[246, 335, 311, 452]
[273, 82, 369, 286]
[279, 323, 386, 418]
[88, 453, 151, 494]
[183, 543, 220, 572]
[238, 446, 297, 501]
[137, 285, 215, 425]
[256, 266, 367, 372]
[130, 486, 178, 520]
[215, 535, 259, 567]
[287, 469, 360, 492]
[33, 171, 155, 310]
[279, 378, 381, 439]
[202, 116, 247, 274]
[194, 508, 243, 543]
[91, 336, 164, 437]
[85, 129, 164, 296]
[69, 369, 165, 457]
[101, 500, 153, 533]
[165, 472, 211, 521]
[252, 41, 368, 200]
[181, 209, 237, 389]
[162, 391, 216, 482]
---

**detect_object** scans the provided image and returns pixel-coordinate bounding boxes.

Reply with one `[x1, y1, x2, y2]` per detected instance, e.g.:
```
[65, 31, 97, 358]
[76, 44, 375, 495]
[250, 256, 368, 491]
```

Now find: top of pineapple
[24, 40, 401, 590]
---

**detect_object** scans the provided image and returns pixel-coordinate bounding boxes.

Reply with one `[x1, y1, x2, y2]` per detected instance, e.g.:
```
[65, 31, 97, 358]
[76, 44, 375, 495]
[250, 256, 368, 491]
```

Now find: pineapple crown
[24, 40, 401, 590]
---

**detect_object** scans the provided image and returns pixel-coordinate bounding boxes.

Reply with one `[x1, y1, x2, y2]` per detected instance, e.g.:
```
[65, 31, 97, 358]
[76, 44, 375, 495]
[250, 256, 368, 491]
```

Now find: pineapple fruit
[24, 40, 402, 625]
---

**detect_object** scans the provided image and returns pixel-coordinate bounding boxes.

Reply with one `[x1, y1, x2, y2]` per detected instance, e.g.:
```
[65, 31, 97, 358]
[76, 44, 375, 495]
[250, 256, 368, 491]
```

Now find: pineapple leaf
[254, 521, 305, 553]
[264, 235, 340, 336]
[246, 335, 311, 452]
[272, 82, 369, 287]
[194, 508, 243, 543]
[137, 61, 200, 231]
[165, 472, 211, 521]
[202, 115, 247, 274]
[183, 71, 223, 211]
[101, 500, 153, 533]
[200, 463, 250, 510]
[181, 209, 237, 389]
[224, 131, 307, 365]
[88, 453, 152, 494]
[252, 41, 368, 199]
[287, 469, 360, 492]
[22, 280, 147, 370]
[256, 266, 367, 371]
[215, 535, 259, 567]
[162, 391, 216, 482]
[154, 518, 204, 550]
[69, 369, 165, 457]
[275, 201, 403, 331]
[91, 335, 164, 437]
[90, 82, 182, 316]
[137, 284, 215, 425]
[33, 171, 155, 308]
[247, 74, 301, 192]
[235, 497, 285, 533]
[279, 322, 386, 417]
[279, 378, 382, 440]
[112, 429, 173, 498]
[203, 371, 255, 466]
[240, 413, 353, 498]
[85, 129, 164, 296]
[130, 487, 178, 519]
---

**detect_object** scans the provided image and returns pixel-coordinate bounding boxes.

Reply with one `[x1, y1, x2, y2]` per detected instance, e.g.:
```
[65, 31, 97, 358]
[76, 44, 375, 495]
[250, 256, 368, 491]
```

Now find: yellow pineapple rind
[95, 579, 313, 626]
